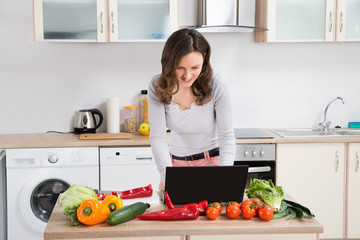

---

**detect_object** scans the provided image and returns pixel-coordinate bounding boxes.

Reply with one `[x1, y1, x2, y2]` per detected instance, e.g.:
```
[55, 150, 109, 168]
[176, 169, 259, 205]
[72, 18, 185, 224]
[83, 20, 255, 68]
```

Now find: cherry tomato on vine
[212, 202, 222, 214]
[241, 205, 256, 219]
[226, 202, 240, 219]
[251, 198, 264, 215]
[240, 200, 254, 211]
[206, 206, 220, 220]
[258, 206, 274, 221]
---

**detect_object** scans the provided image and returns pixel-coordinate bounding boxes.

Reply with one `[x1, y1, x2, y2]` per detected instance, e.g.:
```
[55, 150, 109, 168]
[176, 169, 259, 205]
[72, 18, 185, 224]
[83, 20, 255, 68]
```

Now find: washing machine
[6, 147, 99, 240]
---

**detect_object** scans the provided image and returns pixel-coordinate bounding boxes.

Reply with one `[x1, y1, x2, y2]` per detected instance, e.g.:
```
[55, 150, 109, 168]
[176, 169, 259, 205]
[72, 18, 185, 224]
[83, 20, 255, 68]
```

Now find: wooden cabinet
[255, 0, 360, 42]
[33, 0, 178, 42]
[347, 143, 360, 239]
[276, 143, 345, 239]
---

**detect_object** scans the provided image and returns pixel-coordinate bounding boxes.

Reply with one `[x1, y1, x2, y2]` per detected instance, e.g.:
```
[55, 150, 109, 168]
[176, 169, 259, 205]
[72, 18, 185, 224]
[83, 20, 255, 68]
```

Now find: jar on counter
[123, 106, 137, 133]
[140, 90, 148, 124]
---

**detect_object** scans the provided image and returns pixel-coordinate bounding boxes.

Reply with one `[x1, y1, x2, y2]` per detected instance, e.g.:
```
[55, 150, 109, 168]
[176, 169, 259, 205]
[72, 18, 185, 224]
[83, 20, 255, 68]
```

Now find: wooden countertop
[0, 132, 151, 149]
[44, 199, 323, 240]
[1, 129, 360, 149]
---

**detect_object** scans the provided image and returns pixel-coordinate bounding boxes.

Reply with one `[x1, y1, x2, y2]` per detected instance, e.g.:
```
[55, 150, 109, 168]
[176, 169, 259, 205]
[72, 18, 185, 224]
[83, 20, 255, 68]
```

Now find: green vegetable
[283, 199, 315, 218]
[107, 202, 150, 226]
[273, 199, 315, 220]
[245, 179, 284, 211]
[59, 184, 98, 226]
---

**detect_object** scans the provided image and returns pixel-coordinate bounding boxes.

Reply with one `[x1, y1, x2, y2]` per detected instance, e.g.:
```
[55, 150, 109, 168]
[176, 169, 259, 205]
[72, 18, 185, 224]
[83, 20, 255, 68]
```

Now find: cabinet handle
[356, 151, 359, 172]
[329, 11, 333, 33]
[111, 11, 115, 34]
[339, 11, 344, 33]
[100, 12, 104, 34]
[335, 151, 339, 172]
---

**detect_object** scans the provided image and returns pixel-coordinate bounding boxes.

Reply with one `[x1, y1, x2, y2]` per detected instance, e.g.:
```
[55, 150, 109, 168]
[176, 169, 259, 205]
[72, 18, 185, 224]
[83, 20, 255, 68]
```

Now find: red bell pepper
[135, 203, 200, 220]
[164, 191, 175, 209]
[197, 200, 208, 215]
[120, 184, 153, 199]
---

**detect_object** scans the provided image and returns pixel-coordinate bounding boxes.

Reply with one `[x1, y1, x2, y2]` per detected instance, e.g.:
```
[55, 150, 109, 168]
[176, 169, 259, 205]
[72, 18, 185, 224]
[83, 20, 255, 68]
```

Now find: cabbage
[59, 184, 98, 225]
[245, 179, 284, 211]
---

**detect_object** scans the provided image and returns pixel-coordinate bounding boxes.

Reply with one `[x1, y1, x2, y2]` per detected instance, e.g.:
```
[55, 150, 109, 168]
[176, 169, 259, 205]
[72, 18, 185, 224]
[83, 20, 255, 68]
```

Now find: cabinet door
[277, 143, 345, 239]
[347, 143, 360, 238]
[256, 0, 336, 42]
[33, 0, 106, 42]
[108, 0, 178, 42]
[336, 0, 360, 41]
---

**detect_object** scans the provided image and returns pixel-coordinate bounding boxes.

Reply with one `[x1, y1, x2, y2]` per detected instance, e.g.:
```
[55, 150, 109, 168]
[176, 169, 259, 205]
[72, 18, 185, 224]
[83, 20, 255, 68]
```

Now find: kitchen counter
[2, 129, 360, 149]
[44, 198, 323, 240]
[0, 132, 151, 149]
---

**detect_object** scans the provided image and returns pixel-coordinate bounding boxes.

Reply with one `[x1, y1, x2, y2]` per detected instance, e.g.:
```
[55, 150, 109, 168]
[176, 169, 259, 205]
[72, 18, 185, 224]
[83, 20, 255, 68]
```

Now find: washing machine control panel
[48, 154, 58, 164]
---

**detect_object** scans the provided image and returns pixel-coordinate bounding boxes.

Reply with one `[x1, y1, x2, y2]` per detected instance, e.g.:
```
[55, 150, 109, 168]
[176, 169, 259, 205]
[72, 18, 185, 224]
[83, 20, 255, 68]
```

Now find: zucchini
[106, 202, 150, 225]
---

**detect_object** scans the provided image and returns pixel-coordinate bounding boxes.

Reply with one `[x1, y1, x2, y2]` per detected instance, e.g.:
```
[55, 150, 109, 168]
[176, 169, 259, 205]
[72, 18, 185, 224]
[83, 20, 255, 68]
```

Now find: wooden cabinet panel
[347, 143, 360, 238]
[276, 143, 345, 239]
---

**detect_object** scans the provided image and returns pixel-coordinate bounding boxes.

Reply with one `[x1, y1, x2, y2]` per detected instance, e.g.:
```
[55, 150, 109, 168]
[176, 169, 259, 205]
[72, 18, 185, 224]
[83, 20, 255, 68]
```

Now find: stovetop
[234, 128, 274, 139]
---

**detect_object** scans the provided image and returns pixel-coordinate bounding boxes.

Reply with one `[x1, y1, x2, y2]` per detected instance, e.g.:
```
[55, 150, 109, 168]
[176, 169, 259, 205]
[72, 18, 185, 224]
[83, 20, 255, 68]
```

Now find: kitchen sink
[334, 129, 360, 135]
[270, 128, 337, 138]
[271, 128, 360, 138]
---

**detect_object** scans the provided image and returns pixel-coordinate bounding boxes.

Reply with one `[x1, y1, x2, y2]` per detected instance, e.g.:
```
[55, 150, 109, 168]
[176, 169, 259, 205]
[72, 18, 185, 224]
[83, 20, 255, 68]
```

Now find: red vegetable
[135, 203, 200, 220]
[120, 184, 153, 199]
[206, 206, 220, 220]
[97, 192, 118, 201]
[164, 191, 175, 209]
[197, 200, 208, 215]
[258, 205, 274, 221]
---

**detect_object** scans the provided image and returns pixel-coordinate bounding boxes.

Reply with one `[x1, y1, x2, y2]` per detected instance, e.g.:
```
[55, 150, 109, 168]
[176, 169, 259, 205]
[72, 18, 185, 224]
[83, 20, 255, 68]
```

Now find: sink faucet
[319, 96, 345, 134]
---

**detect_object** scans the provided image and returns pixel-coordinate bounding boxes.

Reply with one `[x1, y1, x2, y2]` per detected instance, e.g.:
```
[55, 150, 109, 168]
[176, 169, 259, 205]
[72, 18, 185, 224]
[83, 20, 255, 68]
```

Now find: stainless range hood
[184, 0, 260, 33]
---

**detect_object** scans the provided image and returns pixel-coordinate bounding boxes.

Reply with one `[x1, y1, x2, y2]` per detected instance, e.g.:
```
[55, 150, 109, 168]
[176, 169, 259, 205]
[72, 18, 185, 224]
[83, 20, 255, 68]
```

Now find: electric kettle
[73, 108, 103, 134]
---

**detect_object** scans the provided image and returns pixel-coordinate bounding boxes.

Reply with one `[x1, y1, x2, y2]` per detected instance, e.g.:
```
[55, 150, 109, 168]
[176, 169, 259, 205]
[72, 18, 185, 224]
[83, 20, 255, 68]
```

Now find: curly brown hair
[155, 29, 213, 105]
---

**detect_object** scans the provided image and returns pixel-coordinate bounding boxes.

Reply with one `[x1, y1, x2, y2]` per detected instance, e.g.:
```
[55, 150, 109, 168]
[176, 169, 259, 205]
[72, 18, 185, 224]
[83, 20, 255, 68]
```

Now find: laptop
[164, 165, 248, 204]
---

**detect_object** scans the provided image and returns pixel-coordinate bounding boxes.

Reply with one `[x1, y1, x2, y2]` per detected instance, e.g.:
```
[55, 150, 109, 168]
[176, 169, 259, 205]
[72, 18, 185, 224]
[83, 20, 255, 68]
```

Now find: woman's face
[175, 51, 204, 89]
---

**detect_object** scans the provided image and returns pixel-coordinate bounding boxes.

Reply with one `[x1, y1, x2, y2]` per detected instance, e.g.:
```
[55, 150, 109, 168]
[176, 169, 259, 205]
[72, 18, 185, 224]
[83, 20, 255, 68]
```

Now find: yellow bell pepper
[102, 195, 123, 212]
[77, 199, 110, 225]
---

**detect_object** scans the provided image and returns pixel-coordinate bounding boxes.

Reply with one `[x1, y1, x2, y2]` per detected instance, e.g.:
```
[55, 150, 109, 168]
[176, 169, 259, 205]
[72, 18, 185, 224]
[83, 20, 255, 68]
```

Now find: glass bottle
[140, 90, 148, 124]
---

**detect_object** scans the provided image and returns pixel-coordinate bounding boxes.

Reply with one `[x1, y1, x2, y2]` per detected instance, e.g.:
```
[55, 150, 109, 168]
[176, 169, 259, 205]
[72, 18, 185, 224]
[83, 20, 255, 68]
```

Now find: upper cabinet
[255, 0, 360, 42]
[33, 0, 179, 42]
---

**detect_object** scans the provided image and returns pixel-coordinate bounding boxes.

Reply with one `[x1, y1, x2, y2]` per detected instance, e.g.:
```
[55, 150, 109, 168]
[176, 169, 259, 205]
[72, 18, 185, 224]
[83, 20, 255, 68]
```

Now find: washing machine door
[31, 179, 69, 222]
[19, 169, 83, 232]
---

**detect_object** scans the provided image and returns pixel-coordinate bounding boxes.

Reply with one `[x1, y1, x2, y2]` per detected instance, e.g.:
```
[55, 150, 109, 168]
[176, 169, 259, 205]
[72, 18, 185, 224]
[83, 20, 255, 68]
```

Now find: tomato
[241, 205, 256, 219]
[240, 200, 254, 211]
[251, 198, 264, 215]
[226, 202, 240, 219]
[206, 206, 220, 220]
[212, 202, 222, 214]
[258, 206, 274, 221]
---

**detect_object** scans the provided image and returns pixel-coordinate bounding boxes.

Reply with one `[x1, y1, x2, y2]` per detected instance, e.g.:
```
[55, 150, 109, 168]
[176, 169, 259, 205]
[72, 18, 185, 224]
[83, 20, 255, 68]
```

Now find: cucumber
[106, 202, 150, 225]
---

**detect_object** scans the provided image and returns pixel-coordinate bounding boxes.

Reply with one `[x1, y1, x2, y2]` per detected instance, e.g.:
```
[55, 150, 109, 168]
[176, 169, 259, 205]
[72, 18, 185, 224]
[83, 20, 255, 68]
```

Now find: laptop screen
[165, 165, 248, 204]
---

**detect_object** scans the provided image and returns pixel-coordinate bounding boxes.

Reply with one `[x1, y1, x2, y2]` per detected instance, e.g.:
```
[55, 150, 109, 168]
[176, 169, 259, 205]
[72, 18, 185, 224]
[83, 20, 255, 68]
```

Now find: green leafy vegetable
[245, 179, 284, 211]
[59, 184, 98, 226]
[273, 199, 315, 220]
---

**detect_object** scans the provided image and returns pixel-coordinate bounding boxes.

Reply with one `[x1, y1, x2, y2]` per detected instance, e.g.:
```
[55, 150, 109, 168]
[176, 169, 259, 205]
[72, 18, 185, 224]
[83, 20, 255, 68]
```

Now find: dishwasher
[99, 147, 161, 203]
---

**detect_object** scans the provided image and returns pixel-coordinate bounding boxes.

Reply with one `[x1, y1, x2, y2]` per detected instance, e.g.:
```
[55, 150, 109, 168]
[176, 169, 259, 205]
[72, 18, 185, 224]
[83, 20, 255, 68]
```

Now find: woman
[148, 28, 235, 185]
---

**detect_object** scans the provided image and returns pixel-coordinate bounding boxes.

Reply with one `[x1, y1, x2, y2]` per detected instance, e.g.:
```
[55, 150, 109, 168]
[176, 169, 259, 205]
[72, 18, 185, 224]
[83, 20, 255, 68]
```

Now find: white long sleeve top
[148, 72, 236, 182]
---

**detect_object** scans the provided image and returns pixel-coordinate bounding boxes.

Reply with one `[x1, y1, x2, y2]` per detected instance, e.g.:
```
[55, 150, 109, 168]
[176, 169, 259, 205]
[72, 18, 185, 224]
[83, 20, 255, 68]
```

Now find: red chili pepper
[97, 193, 105, 201]
[111, 192, 118, 197]
[135, 203, 200, 220]
[164, 191, 175, 209]
[197, 200, 208, 215]
[120, 184, 153, 199]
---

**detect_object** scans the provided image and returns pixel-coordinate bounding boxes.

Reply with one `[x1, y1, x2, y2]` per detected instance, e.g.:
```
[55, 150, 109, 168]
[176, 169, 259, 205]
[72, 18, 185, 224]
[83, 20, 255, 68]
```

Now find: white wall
[1, 0, 360, 134]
